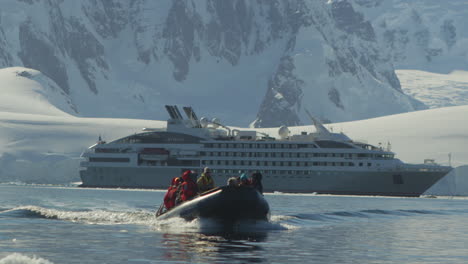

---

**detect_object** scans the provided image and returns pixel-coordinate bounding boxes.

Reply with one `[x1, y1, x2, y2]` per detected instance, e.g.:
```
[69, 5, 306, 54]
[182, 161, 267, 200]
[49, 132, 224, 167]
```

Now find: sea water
[1, 184, 468, 264]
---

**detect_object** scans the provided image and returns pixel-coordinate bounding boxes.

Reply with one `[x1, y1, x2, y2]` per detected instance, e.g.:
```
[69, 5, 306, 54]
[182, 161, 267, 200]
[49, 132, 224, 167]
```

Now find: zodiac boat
[155, 186, 270, 222]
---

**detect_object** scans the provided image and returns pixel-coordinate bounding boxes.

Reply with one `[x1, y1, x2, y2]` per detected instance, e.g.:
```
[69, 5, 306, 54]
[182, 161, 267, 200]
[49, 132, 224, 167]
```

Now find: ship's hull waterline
[79, 167, 447, 197]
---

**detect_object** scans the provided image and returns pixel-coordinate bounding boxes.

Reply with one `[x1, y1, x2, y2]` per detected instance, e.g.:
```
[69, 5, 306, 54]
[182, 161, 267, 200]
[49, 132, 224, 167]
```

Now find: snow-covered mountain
[0, 0, 426, 127]
[0, 67, 466, 195]
[351, 0, 468, 113]
[352, 0, 468, 73]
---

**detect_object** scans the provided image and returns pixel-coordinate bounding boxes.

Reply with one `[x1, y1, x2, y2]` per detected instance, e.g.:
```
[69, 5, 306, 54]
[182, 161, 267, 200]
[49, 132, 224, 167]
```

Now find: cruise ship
[79, 106, 452, 196]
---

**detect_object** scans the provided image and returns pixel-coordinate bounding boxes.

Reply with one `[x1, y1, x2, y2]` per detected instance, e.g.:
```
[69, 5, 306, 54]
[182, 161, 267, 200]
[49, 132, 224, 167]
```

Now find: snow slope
[0, 67, 466, 194]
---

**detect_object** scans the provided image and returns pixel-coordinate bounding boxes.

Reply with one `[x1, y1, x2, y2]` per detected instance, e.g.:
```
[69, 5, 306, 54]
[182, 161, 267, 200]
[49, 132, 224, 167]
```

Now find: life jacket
[163, 177, 181, 210]
[180, 171, 198, 202]
[197, 173, 214, 192]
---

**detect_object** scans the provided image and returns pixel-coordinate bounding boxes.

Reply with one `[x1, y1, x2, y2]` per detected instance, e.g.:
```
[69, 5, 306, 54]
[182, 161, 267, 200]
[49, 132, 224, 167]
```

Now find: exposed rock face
[0, 0, 427, 126]
[352, 0, 468, 73]
[254, 56, 304, 127]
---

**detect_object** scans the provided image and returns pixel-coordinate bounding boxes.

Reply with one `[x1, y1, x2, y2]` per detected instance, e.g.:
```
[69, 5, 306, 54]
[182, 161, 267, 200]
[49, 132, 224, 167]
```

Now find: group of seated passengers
[163, 167, 215, 210]
[163, 167, 263, 211]
[227, 172, 263, 194]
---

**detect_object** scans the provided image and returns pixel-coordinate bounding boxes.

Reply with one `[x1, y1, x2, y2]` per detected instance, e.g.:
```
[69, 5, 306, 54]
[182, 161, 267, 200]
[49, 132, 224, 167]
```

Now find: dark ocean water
[1, 184, 468, 264]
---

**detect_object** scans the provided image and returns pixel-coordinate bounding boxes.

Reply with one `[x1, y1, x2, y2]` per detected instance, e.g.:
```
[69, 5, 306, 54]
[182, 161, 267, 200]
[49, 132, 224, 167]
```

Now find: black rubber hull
[156, 186, 269, 222]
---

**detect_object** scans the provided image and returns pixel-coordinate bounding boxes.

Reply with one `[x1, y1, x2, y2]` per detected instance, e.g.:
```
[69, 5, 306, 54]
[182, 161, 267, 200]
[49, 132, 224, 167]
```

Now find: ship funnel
[165, 105, 183, 119]
[183, 106, 202, 128]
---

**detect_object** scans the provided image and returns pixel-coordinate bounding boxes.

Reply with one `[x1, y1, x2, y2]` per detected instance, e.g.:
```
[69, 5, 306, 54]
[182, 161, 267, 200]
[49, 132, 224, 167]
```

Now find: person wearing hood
[163, 176, 182, 210]
[197, 167, 215, 193]
[180, 170, 198, 202]
[239, 173, 251, 187]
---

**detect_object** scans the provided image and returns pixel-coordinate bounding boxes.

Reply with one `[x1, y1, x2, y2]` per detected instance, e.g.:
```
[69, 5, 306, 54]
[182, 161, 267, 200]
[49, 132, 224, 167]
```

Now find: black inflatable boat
[156, 186, 270, 222]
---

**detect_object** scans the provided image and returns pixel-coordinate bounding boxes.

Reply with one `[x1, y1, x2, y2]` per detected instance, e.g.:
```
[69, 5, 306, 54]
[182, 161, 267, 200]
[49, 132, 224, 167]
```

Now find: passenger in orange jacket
[180, 170, 198, 202]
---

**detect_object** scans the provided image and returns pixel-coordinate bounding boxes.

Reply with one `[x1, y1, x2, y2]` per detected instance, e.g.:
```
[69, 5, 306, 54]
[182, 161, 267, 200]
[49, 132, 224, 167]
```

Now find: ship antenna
[97, 134, 105, 144]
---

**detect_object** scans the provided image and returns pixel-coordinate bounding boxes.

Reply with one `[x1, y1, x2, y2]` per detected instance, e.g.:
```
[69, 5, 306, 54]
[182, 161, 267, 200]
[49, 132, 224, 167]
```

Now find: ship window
[368, 163, 372, 167]
[90, 158, 130, 163]
[315, 140, 354, 148]
[359, 163, 363, 166]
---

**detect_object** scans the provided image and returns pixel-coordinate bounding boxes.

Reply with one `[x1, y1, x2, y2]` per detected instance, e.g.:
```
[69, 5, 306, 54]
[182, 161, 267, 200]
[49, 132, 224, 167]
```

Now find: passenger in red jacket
[163, 177, 181, 210]
[180, 170, 198, 202]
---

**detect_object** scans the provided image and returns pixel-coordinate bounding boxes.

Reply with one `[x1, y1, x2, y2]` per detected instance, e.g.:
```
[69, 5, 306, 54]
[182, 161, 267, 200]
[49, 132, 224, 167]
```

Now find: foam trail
[154, 215, 292, 234]
[0, 253, 54, 264]
[1, 206, 156, 226]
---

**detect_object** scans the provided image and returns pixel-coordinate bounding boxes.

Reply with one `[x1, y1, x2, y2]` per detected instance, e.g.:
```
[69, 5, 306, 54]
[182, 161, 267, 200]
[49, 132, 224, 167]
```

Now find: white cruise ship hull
[79, 166, 448, 197]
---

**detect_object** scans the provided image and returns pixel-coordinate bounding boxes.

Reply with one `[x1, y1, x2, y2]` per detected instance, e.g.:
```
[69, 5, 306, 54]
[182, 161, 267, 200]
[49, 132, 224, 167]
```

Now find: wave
[0, 253, 54, 264]
[0, 205, 290, 235]
[312, 208, 447, 220]
[0, 205, 156, 226]
[272, 207, 468, 229]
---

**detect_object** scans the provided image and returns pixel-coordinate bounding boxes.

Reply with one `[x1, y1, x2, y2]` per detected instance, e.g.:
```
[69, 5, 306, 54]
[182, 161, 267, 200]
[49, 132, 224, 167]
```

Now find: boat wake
[154, 214, 289, 234]
[0, 205, 289, 233]
[3, 205, 458, 234]
[0, 253, 55, 264]
[0, 205, 156, 226]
